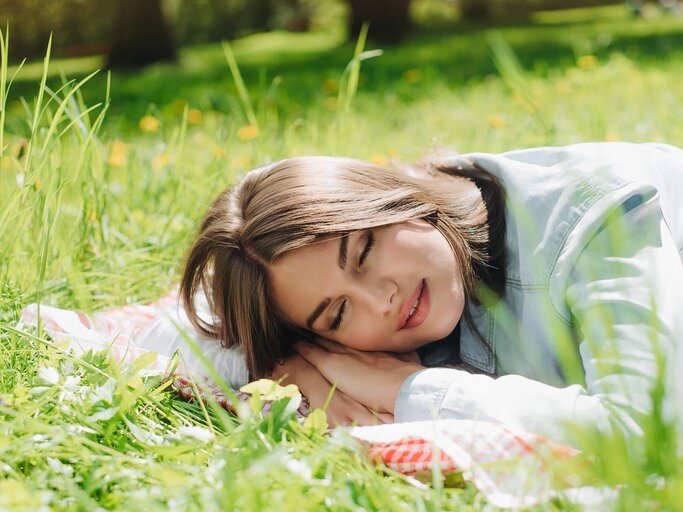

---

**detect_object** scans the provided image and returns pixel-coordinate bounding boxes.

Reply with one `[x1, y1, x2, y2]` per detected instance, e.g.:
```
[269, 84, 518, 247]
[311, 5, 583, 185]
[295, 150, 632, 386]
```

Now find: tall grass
[1, 6, 683, 509]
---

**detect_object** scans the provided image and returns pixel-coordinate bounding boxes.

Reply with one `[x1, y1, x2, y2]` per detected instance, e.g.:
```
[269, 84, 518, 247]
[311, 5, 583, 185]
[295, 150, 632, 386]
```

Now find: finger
[371, 411, 395, 424]
[345, 404, 381, 427]
[325, 397, 374, 427]
[326, 410, 351, 427]
[294, 344, 348, 395]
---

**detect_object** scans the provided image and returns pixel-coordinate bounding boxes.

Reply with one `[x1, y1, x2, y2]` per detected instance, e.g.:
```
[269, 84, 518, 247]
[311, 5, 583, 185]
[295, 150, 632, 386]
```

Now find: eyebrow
[306, 298, 331, 330]
[306, 234, 348, 330]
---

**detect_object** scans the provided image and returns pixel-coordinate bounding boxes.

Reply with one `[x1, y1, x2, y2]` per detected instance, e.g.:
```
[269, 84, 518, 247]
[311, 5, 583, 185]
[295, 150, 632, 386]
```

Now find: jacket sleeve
[394, 192, 683, 447]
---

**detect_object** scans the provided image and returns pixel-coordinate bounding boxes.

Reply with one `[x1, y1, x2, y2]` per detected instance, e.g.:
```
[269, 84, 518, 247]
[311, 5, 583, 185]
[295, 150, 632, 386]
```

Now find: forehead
[267, 237, 340, 325]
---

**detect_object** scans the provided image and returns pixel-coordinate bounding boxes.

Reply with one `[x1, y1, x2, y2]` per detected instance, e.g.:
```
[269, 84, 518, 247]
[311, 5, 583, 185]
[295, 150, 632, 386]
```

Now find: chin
[429, 312, 462, 341]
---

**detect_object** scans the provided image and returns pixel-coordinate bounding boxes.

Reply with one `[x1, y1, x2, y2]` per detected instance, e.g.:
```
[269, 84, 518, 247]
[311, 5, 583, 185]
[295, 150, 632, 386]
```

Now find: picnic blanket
[19, 291, 600, 509]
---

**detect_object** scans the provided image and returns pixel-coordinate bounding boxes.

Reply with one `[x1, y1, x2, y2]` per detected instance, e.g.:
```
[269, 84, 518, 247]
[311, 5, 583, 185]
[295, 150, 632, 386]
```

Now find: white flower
[38, 366, 59, 386]
[66, 424, 97, 435]
[283, 456, 312, 481]
[88, 380, 115, 405]
[173, 426, 215, 443]
[46, 457, 74, 477]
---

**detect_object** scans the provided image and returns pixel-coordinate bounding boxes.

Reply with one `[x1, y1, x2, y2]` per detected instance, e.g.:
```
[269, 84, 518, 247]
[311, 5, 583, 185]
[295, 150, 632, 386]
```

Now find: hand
[269, 353, 393, 427]
[295, 339, 425, 415]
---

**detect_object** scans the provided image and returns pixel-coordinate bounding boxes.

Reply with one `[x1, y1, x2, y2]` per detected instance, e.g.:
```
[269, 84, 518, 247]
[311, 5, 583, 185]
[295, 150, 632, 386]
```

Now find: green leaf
[302, 408, 327, 437]
[126, 351, 158, 375]
[240, 378, 300, 401]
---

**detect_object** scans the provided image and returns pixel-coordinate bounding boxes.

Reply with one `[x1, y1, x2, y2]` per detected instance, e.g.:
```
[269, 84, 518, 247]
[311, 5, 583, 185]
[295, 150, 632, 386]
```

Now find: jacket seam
[545, 178, 634, 326]
[505, 279, 546, 291]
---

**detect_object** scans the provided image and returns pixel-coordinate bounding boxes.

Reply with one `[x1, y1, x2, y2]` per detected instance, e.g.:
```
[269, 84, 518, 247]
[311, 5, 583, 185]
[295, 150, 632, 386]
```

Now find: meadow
[1, 3, 683, 510]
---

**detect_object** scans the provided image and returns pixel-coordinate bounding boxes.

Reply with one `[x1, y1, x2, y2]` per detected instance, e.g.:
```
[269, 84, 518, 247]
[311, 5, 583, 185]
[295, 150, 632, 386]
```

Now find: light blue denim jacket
[395, 142, 683, 446]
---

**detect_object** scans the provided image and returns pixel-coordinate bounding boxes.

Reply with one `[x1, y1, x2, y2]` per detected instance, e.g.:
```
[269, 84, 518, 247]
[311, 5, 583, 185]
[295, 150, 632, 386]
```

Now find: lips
[397, 279, 430, 330]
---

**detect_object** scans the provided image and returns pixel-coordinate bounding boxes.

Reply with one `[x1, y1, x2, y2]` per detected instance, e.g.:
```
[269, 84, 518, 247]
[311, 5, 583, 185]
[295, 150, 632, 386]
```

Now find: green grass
[1, 4, 683, 510]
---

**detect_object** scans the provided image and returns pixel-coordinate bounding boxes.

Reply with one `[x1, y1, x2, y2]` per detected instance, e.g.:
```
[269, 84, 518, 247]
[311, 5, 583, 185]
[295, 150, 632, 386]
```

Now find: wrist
[387, 364, 424, 414]
[392, 367, 431, 419]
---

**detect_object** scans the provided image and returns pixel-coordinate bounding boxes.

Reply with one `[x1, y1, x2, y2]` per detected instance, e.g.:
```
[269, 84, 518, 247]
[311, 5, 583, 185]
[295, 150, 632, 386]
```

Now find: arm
[397, 192, 682, 446]
[270, 353, 394, 426]
[301, 194, 682, 447]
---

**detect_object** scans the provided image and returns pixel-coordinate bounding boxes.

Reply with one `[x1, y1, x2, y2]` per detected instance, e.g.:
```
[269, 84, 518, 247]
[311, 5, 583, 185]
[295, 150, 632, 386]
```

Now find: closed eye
[330, 300, 346, 331]
[359, 231, 375, 266]
[330, 231, 375, 332]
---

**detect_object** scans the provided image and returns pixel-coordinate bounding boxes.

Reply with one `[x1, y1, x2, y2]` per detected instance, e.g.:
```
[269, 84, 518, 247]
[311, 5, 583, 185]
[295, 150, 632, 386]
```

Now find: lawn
[1, 3, 683, 510]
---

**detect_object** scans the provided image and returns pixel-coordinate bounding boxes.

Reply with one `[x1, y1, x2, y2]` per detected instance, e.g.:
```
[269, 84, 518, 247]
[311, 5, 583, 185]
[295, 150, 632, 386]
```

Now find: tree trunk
[460, 0, 494, 21]
[346, 0, 412, 42]
[250, 0, 274, 32]
[107, 0, 176, 69]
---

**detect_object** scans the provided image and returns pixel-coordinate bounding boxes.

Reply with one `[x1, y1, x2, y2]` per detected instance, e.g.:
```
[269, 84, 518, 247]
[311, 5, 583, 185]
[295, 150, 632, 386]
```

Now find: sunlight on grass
[7, 54, 103, 82]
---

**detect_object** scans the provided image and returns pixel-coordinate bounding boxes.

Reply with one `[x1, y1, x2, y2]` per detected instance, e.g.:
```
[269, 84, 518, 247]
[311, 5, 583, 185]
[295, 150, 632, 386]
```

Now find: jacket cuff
[394, 368, 461, 422]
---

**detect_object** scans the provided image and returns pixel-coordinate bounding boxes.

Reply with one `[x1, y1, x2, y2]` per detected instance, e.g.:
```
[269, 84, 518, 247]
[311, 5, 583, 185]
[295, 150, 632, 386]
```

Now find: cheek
[333, 314, 390, 351]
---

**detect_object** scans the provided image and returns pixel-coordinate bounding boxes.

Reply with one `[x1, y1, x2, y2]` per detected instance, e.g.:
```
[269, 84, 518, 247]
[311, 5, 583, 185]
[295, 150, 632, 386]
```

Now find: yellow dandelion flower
[108, 140, 128, 167]
[139, 115, 160, 133]
[487, 114, 506, 129]
[152, 153, 170, 170]
[111, 140, 128, 153]
[370, 154, 389, 166]
[325, 97, 338, 111]
[108, 153, 127, 168]
[212, 145, 226, 159]
[231, 155, 251, 169]
[237, 124, 259, 141]
[403, 69, 422, 84]
[323, 79, 338, 94]
[577, 55, 598, 70]
[605, 133, 620, 142]
[188, 108, 203, 125]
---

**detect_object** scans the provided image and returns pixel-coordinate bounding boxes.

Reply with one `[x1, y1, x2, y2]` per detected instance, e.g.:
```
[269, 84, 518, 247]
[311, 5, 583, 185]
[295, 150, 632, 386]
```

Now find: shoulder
[465, 144, 679, 299]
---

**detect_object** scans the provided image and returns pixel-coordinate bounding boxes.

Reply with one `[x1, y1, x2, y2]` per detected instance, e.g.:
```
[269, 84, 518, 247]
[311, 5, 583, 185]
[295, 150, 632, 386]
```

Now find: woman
[180, 142, 683, 446]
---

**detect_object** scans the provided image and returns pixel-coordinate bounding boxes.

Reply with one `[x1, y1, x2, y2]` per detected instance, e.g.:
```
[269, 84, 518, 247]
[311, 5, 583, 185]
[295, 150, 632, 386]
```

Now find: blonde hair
[181, 156, 507, 378]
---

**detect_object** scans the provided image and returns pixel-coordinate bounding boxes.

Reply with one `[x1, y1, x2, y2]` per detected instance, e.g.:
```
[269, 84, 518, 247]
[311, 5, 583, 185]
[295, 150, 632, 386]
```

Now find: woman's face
[268, 219, 466, 353]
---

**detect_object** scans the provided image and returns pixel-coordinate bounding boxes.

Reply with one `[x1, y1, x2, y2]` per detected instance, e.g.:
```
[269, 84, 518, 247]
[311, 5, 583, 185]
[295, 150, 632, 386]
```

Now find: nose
[350, 275, 396, 316]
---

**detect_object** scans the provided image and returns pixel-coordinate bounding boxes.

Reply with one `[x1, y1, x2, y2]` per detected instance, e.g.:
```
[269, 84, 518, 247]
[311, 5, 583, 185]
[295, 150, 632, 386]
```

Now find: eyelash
[359, 232, 375, 266]
[330, 232, 375, 332]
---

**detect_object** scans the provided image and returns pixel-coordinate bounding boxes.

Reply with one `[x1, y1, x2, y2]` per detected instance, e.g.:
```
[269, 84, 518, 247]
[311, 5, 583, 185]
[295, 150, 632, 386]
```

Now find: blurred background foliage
[1, 0, 631, 65]
[2, 0, 681, 135]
